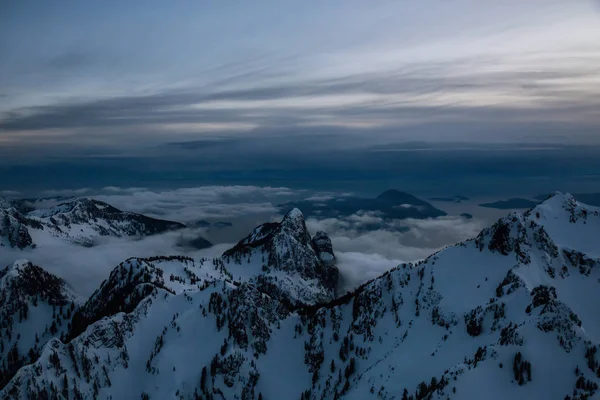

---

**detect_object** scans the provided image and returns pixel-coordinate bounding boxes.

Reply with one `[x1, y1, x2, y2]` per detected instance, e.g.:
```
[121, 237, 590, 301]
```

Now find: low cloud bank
[306, 214, 486, 293]
[0, 229, 233, 297]
[2, 185, 490, 298]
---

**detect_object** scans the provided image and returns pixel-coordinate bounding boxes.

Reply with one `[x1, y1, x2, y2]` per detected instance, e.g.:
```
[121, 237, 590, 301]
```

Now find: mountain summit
[223, 208, 339, 307]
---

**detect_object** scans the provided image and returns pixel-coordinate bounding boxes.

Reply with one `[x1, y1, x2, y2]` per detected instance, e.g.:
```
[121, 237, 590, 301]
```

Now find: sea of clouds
[1, 185, 489, 297]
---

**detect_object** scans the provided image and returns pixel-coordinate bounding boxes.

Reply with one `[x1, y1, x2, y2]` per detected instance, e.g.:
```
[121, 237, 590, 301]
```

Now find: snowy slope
[0, 260, 80, 388]
[2, 193, 600, 400]
[1, 197, 186, 248]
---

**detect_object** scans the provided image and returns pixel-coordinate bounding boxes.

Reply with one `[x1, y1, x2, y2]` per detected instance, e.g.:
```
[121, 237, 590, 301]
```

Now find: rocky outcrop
[223, 208, 340, 307]
[0, 209, 35, 249]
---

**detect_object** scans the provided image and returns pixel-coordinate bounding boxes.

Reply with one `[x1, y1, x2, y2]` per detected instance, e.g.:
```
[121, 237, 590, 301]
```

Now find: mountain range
[279, 190, 446, 221]
[479, 193, 600, 210]
[1, 193, 599, 399]
[0, 197, 185, 248]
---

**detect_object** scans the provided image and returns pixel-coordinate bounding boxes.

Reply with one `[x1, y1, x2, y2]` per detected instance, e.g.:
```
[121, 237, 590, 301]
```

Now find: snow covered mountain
[0, 260, 80, 388]
[1, 193, 600, 400]
[222, 208, 339, 307]
[0, 197, 186, 248]
[0, 209, 36, 249]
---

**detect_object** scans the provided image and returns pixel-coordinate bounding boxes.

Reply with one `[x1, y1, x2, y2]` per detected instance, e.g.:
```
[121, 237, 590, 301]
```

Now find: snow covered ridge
[2, 192, 600, 399]
[0, 197, 186, 248]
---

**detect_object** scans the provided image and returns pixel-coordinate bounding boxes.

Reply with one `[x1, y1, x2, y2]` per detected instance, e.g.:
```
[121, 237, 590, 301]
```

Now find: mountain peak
[284, 207, 304, 220]
[19, 196, 186, 248]
[223, 208, 339, 306]
[279, 207, 311, 246]
[539, 191, 576, 207]
[0, 259, 31, 280]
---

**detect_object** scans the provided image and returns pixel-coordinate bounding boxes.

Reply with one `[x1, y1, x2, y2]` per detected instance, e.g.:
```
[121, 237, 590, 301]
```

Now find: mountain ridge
[1, 192, 600, 399]
[278, 189, 446, 221]
[0, 197, 187, 249]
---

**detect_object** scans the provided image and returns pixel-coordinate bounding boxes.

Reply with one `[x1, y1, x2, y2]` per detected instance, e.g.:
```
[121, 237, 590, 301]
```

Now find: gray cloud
[306, 213, 487, 293]
[2, 58, 599, 140]
[0, 233, 233, 297]
[47, 52, 95, 70]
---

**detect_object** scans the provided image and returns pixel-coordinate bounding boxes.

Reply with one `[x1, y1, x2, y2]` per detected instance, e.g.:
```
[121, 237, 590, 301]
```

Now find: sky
[1, 1, 600, 194]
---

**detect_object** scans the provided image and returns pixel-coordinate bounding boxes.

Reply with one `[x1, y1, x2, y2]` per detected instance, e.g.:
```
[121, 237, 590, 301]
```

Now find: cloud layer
[2, 185, 492, 297]
[306, 213, 486, 293]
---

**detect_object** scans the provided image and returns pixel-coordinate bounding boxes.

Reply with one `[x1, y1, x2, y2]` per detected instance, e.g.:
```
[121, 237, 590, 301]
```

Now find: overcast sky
[1, 1, 600, 194]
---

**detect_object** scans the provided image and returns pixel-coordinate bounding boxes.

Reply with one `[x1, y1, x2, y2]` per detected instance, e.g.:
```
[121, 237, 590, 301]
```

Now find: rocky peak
[527, 192, 597, 223]
[223, 209, 340, 307]
[277, 208, 312, 246]
[311, 231, 335, 266]
[0, 209, 34, 249]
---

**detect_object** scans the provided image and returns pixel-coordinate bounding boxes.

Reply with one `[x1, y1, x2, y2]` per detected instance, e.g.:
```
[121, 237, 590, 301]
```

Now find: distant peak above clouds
[279, 189, 446, 221]
[0, 196, 187, 249]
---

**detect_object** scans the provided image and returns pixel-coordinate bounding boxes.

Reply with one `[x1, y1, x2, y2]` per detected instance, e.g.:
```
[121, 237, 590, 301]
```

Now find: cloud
[0, 231, 233, 297]
[91, 186, 298, 223]
[306, 213, 487, 293]
[100, 186, 147, 193]
[335, 252, 404, 293]
[41, 188, 91, 197]
[2, 54, 599, 153]
[0, 190, 21, 197]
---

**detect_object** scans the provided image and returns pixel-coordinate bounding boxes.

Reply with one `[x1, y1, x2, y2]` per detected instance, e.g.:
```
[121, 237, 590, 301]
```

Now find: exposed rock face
[223, 208, 340, 307]
[0, 209, 36, 249]
[311, 230, 335, 265]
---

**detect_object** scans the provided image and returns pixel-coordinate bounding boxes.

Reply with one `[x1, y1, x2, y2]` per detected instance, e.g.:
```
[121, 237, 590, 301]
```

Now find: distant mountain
[2, 193, 600, 399]
[176, 234, 213, 250]
[0, 197, 187, 248]
[279, 189, 446, 220]
[0, 198, 35, 214]
[0, 208, 36, 249]
[460, 212, 473, 219]
[188, 220, 233, 229]
[479, 198, 539, 209]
